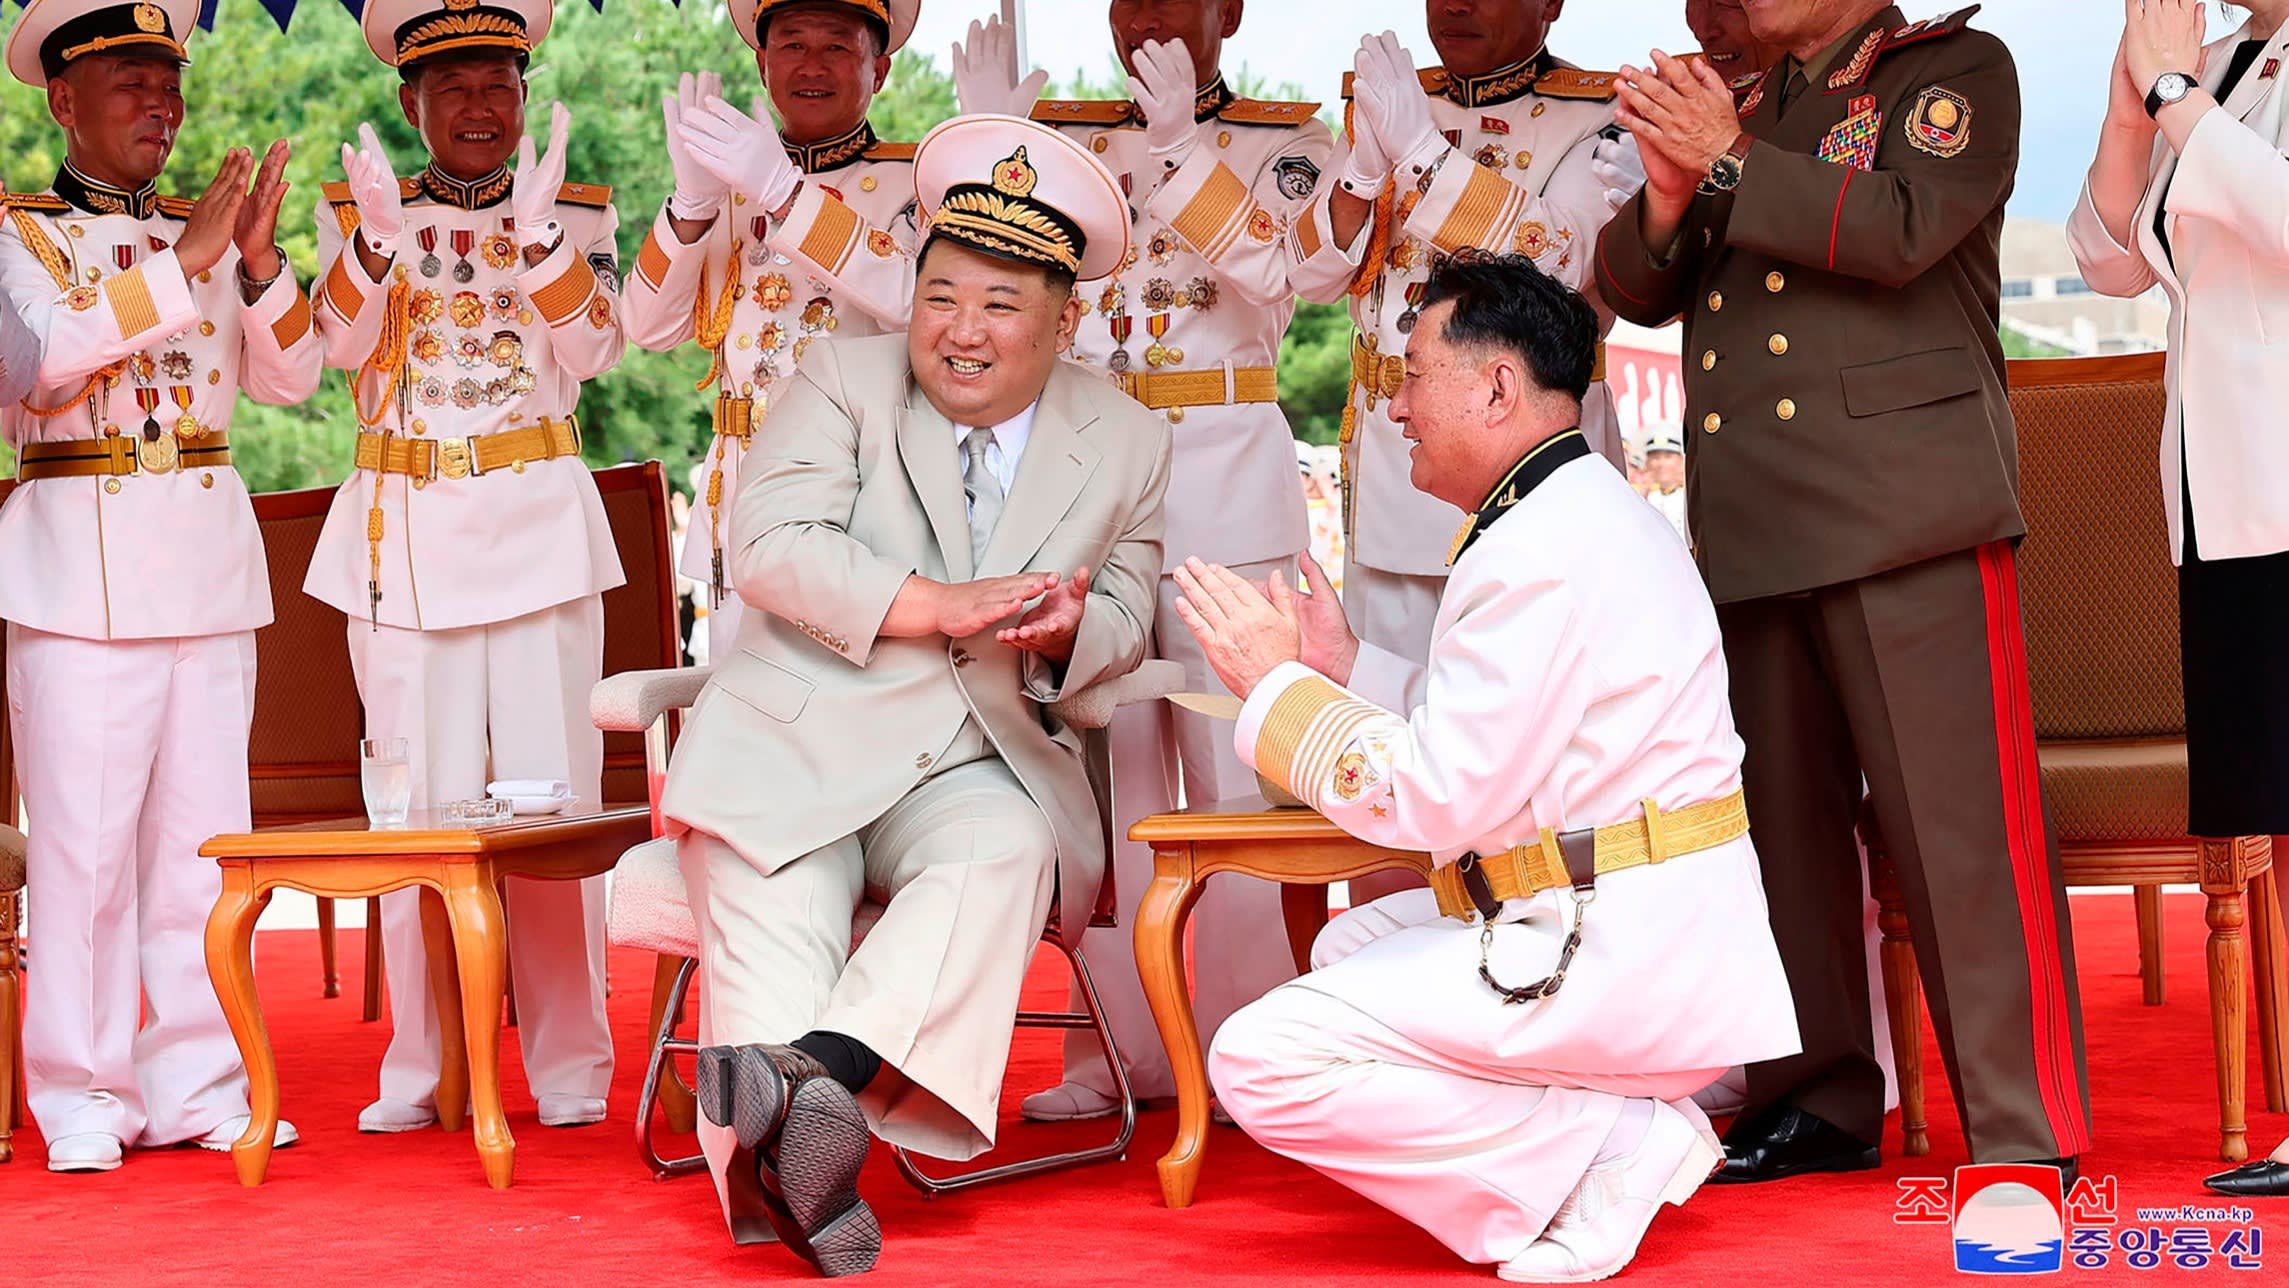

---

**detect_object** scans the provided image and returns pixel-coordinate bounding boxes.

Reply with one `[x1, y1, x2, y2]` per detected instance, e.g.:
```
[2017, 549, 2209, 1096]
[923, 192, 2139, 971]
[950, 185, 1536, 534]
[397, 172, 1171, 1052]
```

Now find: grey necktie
[962, 426, 1004, 562]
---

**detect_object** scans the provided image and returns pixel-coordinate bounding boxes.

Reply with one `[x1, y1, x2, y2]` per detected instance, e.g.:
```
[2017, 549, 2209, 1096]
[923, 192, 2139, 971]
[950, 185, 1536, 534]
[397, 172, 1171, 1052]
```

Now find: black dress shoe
[1711, 1107, 1881, 1184]
[2206, 1160, 2289, 1197]
[698, 1044, 880, 1277]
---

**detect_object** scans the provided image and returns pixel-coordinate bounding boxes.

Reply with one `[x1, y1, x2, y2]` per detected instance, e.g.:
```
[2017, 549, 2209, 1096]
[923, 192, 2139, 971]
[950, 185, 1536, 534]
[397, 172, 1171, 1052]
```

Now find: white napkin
[487, 780, 574, 814]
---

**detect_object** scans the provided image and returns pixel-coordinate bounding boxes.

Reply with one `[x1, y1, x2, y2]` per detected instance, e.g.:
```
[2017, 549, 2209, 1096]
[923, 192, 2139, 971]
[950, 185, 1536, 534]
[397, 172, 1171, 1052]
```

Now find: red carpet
[5, 892, 2285, 1285]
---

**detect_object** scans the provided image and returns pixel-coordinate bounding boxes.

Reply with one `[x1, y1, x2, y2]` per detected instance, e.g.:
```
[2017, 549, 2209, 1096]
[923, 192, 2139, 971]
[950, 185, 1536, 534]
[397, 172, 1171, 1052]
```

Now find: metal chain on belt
[1477, 888, 1591, 1005]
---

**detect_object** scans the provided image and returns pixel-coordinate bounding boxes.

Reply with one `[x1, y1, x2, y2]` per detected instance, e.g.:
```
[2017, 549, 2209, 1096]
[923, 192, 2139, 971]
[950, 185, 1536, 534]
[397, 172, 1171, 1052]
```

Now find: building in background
[2001, 216, 2167, 355]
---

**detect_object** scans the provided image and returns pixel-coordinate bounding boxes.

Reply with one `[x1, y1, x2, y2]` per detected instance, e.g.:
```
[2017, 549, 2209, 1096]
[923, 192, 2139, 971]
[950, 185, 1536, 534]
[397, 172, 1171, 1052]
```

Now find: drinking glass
[360, 737, 412, 827]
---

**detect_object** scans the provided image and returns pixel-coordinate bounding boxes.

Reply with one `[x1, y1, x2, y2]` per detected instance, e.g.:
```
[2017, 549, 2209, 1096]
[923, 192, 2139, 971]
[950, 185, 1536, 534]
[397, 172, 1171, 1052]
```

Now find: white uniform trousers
[680, 758, 1057, 1230]
[7, 624, 256, 1146]
[1057, 558, 1304, 1100]
[1212, 893, 1725, 1266]
[347, 596, 613, 1109]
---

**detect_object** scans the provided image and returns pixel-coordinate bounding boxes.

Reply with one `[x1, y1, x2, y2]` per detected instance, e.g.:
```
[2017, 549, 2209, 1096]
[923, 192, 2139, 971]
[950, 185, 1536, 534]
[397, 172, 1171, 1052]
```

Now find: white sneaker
[193, 1116, 300, 1151]
[1499, 1100, 1722, 1284]
[1020, 1083, 1125, 1122]
[358, 1097, 439, 1133]
[47, 1132, 123, 1173]
[537, 1094, 607, 1127]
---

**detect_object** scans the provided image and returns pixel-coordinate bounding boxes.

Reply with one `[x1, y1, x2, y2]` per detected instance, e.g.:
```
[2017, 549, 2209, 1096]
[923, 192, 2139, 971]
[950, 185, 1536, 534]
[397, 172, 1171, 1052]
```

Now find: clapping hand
[952, 0, 1048, 118]
[1352, 31, 1441, 175]
[175, 148, 255, 279]
[678, 95, 802, 218]
[1615, 51, 1740, 198]
[1127, 38, 1200, 168]
[512, 101, 572, 259]
[664, 71, 730, 219]
[340, 122, 404, 254]
[1590, 132, 1647, 215]
[2123, 0, 2207, 103]
[1173, 556, 1305, 701]
[998, 565, 1091, 662]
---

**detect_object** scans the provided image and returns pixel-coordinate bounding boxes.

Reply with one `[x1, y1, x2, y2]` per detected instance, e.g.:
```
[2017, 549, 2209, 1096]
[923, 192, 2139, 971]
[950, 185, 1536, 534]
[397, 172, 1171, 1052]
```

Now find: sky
[900, 1, 2261, 224]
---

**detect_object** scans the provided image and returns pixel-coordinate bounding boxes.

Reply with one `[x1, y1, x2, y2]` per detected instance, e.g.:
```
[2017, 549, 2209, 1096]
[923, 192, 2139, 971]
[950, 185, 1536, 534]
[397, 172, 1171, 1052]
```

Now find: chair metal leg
[647, 954, 699, 1133]
[361, 896, 384, 1022]
[892, 931, 1136, 1194]
[637, 955, 707, 1179]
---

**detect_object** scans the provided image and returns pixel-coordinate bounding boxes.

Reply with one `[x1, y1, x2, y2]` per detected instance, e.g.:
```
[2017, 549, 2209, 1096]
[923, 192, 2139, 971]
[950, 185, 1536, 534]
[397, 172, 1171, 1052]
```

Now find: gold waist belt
[15, 429, 230, 480]
[713, 390, 754, 444]
[354, 417, 581, 482]
[1109, 365, 1278, 411]
[1429, 789, 1749, 921]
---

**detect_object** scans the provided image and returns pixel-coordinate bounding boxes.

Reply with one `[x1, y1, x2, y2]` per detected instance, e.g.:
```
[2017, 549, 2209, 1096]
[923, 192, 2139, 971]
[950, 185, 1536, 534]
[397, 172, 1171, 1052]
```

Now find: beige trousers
[680, 756, 1058, 1232]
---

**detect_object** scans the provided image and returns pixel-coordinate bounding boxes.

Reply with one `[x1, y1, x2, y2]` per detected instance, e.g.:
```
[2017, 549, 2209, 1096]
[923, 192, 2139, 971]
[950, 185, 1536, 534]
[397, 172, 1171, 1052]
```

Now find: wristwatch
[1699, 134, 1752, 195]
[2145, 71, 2197, 118]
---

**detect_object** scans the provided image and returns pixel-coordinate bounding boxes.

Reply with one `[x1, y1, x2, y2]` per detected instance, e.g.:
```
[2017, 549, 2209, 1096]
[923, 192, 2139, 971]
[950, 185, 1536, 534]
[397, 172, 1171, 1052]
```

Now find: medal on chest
[417, 227, 443, 278]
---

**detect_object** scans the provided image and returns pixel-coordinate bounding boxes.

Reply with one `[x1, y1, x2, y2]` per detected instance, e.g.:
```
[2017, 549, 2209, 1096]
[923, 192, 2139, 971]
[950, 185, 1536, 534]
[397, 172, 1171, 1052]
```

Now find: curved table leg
[1279, 883, 1327, 976]
[443, 866, 515, 1189]
[205, 866, 276, 1186]
[420, 886, 470, 1134]
[1134, 845, 1208, 1208]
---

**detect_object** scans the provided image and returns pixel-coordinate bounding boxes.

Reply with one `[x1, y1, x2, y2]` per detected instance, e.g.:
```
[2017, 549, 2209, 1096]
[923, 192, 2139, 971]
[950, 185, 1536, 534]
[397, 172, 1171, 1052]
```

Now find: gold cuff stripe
[1172, 162, 1252, 264]
[798, 192, 864, 275]
[528, 255, 598, 325]
[322, 256, 366, 323]
[104, 267, 160, 339]
[1430, 161, 1524, 256]
[1254, 673, 1351, 797]
[1293, 700, 1386, 807]
[635, 228, 672, 291]
[1294, 203, 1323, 260]
[270, 290, 313, 350]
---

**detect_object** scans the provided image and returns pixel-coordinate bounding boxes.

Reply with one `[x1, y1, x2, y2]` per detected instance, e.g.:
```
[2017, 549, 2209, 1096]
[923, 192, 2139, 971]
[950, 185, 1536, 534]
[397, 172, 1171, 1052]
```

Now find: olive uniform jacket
[1596, 4, 2022, 605]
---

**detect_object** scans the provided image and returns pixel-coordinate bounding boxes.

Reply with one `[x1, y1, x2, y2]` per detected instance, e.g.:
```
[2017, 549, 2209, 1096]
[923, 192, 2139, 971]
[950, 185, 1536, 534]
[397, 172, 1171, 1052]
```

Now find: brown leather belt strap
[713, 390, 754, 443]
[1110, 365, 1278, 410]
[16, 432, 232, 480]
[1429, 788, 1749, 921]
[353, 416, 581, 482]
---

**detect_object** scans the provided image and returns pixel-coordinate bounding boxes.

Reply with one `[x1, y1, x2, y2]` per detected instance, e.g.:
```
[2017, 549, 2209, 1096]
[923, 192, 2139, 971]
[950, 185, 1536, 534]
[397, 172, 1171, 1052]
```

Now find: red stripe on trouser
[1977, 541, 2089, 1155]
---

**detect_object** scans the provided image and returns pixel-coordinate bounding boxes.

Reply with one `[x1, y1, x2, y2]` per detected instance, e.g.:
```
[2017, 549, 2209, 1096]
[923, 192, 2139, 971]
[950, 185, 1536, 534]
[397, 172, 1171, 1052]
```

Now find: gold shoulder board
[863, 141, 918, 162]
[1889, 4, 1980, 47]
[1337, 67, 1449, 102]
[154, 195, 195, 220]
[0, 192, 70, 213]
[321, 180, 357, 206]
[1030, 98, 1139, 126]
[555, 182, 613, 208]
[1219, 98, 1324, 125]
[1533, 68, 1620, 101]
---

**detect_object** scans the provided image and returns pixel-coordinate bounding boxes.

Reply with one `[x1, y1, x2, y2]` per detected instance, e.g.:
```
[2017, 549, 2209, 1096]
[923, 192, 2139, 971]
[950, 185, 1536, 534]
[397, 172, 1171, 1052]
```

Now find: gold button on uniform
[1707, 291, 1723, 312]
[1092, 137, 1108, 153]
[1701, 350, 1717, 371]
[1776, 398, 1797, 420]
[1768, 334, 1789, 356]
[1702, 412, 1722, 434]
[201, 472, 215, 488]
[104, 478, 121, 493]
[1168, 406, 1185, 424]
[1765, 271, 1785, 293]
[860, 176, 877, 192]
[915, 753, 933, 769]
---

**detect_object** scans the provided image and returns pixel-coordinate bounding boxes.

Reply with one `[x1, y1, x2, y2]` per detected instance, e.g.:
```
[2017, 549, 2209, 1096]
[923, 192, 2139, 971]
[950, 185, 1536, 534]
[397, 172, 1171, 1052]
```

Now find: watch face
[2160, 73, 2192, 101]
[1709, 155, 1743, 190]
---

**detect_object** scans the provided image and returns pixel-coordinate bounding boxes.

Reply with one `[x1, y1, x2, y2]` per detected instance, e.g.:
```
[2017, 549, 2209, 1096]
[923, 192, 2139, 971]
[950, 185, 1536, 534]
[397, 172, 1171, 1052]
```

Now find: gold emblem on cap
[133, 3, 166, 33]
[992, 147, 1039, 198]
[446, 0, 480, 10]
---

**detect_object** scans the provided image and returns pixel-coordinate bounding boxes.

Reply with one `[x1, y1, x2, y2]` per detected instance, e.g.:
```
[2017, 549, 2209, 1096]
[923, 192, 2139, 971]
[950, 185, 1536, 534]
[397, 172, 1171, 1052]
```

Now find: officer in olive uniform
[1596, 3, 2089, 1180]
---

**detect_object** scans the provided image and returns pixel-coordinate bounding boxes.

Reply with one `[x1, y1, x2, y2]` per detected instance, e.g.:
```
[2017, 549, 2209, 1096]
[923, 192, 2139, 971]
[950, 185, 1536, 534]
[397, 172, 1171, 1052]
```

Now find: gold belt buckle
[135, 430, 179, 475]
[439, 437, 473, 480]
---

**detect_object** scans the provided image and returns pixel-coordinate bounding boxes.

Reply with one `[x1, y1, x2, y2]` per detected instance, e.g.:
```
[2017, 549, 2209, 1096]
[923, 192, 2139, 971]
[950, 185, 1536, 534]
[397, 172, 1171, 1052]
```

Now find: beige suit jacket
[660, 333, 1172, 935]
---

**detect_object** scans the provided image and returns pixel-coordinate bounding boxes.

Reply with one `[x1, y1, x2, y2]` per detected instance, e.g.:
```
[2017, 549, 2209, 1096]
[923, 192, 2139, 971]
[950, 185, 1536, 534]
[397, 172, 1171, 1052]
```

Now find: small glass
[360, 737, 412, 827]
[442, 797, 514, 827]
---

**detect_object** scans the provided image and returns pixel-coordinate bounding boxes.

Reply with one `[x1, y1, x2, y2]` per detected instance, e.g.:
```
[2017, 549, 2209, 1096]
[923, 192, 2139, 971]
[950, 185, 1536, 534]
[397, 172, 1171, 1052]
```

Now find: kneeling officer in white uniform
[1175, 254, 1799, 1283]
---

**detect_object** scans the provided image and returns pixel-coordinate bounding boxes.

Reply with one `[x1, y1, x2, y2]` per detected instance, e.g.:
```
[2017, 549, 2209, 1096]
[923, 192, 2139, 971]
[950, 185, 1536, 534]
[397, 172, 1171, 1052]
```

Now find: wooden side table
[200, 805, 648, 1188]
[1128, 798, 1431, 1209]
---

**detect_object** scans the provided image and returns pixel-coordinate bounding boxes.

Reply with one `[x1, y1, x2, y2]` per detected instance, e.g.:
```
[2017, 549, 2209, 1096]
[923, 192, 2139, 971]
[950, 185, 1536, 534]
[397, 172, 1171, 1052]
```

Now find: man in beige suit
[657, 114, 1167, 1278]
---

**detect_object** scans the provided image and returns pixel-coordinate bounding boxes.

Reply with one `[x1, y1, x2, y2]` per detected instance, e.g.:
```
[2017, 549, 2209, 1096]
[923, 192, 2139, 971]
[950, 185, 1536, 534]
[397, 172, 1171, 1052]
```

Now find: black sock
[791, 1030, 882, 1094]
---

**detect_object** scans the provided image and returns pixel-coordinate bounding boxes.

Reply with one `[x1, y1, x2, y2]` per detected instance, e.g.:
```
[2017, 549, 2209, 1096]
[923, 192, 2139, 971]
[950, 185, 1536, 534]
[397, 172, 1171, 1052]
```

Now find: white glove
[1353, 31, 1443, 177]
[512, 101, 571, 256]
[1337, 43, 1393, 197]
[340, 122, 404, 256]
[1126, 38, 1200, 170]
[1590, 132, 1647, 215]
[664, 71, 729, 220]
[952, 3, 1048, 118]
[678, 95, 801, 217]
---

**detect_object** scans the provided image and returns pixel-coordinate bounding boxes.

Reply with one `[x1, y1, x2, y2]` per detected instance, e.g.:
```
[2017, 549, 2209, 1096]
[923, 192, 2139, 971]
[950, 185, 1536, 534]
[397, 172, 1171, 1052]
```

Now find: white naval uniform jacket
[1033, 81, 1335, 572]
[622, 126, 918, 599]
[0, 182, 323, 641]
[303, 169, 627, 632]
[1233, 435, 1800, 1079]
[2067, 19, 2289, 566]
[1292, 58, 1624, 579]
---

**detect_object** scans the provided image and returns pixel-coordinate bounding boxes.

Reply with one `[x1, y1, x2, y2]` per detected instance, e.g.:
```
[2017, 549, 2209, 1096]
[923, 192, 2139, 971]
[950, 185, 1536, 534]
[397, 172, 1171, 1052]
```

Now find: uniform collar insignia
[1191, 74, 1233, 122]
[418, 164, 514, 210]
[785, 119, 879, 174]
[1444, 49, 1547, 108]
[1446, 428, 1589, 565]
[55, 162, 157, 219]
